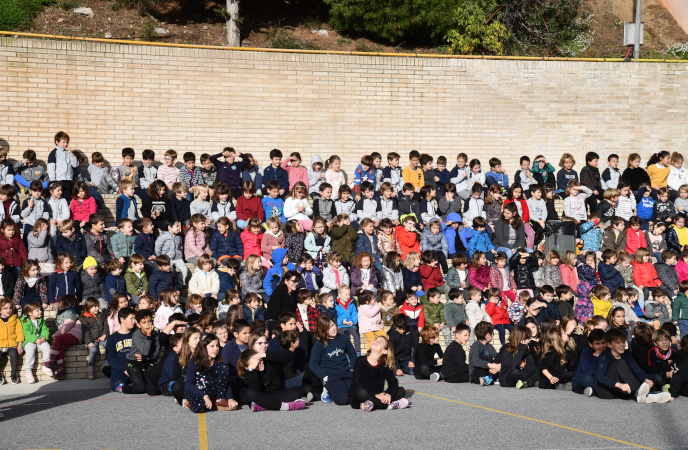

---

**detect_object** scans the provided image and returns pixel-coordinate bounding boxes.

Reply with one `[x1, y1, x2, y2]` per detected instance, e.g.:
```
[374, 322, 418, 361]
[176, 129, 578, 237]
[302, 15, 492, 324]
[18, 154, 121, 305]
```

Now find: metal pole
[634, 0, 642, 59]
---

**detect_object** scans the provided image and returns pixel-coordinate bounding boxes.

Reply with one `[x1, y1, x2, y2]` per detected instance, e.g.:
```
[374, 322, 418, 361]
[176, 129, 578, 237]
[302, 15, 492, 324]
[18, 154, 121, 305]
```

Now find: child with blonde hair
[189, 183, 212, 226]
[358, 290, 387, 351]
[21, 302, 52, 383]
[284, 182, 313, 231]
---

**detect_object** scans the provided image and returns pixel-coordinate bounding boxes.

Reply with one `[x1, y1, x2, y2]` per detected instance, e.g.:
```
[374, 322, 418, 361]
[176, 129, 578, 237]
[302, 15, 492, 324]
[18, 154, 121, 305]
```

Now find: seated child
[647, 329, 674, 390]
[645, 288, 671, 327]
[537, 328, 574, 390]
[443, 323, 471, 384]
[446, 253, 469, 290]
[295, 289, 319, 332]
[399, 289, 424, 350]
[336, 285, 360, 353]
[124, 254, 149, 306]
[378, 290, 400, 332]
[357, 290, 386, 351]
[414, 325, 443, 381]
[498, 325, 538, 389]
[420, 288, 451, 345]
[0, 298, 23, 384]
[484, 287, 512, 345]
[469, 321, 500, 386]
[388, 314, 414, 376]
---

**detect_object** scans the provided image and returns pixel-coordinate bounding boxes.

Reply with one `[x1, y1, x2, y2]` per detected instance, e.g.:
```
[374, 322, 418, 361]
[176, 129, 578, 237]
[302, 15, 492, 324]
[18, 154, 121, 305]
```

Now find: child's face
[429, 294, 441, 304]
[472, 164, 481, 173]
[608, 157, 619, 169]
[380, 224, 393, 235]
[437, 162, 446, 172]
[330, 259, 341, 269]
[164, 155, 176, 167]
[363, 223, 375, 235]
[613, 222, 625, 232]
[62, 258, 74, 272]
[61, 228, 74, 238]
[340, 191, 350, 202]
[290, 157, 301, 168]
[488, 295, 500, 304]
[531, 189, 542, 200]
[283, 318, 297, 331]
[29, 307, 42, 320]
[659, 193, 669, 202]
[458, 263, 467, 271]
[457, 157, 466, 168]
[159, 264, 171, 273]
[30, 189, 42, 199]
[586, 257, 596, 268]
[313, 162, 323, 172]
[339, 289, 351, 302]
[430, 224, 440, 235]
[234, 327, 250, 345]
[2, 226, 14, 239]
[215, 327, 228, 344]
[422, 161, 433, 171]
[479, 254, 486, 266]
[621, 260, 630, 268]
[643, 190, 651, 198]
[561, 291, 573, 301]
[360, 257, 371, 269]
[226, 266, 236, 276]
[248, 299, 261, 310]
[138, 299, 151, 310]
[381, 295, 394, 307]
[282, 255, 289, 266]
[0, 303, 12, 318]
[138, 316, 154, 335]
[680, 189, 688, 199]
[666, 256, 677, 266]
[131, 261, 144, 273]
[452, 295, 464, 304]
[55, 138, 69, 149]
[389, 158, 399, 168]
[588, 158, 599, 168]
[201, 262, 213, 272]
[328, 322, 338, 337]
[676, 218, 686, 229]
[456, 330, 470, 345]
[521, 160, 530, 170]
[373, 157, 381, 168]
[89, 304, 100, 316]
[92, 221, 105, 233]
[512, 188, 523, 199]
[655, 295, 666, 304]
[168, 222, 181, 235]
[321, 187, 332, 199]
[542, 292, 554, 302]
[27, 265, 39, 278]
[470, 293, 481, 303]
[409, 157, 419, 168]
[185, 160, 195, 171]
[657, 337, 671, 352]
[364, 189, 375, 199]
[403, 220, 415, 232]
[324, 297, 335, 309]
[407, 296, 418, 306]
[643, 254, 651, 263]
[620, 186, 630, 197]
[111, 267, 123, 277]
[121, 222, 134, 236]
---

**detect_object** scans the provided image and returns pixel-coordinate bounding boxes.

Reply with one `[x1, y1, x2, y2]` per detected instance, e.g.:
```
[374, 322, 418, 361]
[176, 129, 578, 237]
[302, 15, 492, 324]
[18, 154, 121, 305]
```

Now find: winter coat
[672, 292, 688, 321]
[111, 231, 136, 260]
[320, 265, 350, 294]
[468, 265, 490, 291]
[20, 316, 49, 344]
[632, 261, 661, 288]
[645, 301, 671, 323]
[84, 231, 114, 265]
[358, 303, 384, 334]
[48, 270, 81, 304]
[284, 232, 305, 264]
[577, 262, 599, 287]
[239, 267, 265, 295]
[335, 298, 358, 327]
[354, 232, 383, 271]
[188, 270, 220, 296]
[210, 228, 243, 259]
[350, 266, 379, 295]
[542, 265, 562, 288]
[0, 234, 27, 268]
[509, 252, 538, 289]
[124, 268, 149, 296]
[184, 228, 211, 260]
[560, 264, 579, 289]
[154, 231, 183, 261]
[485, 299, 510, 325]
[399, 301, 425, 328]
[601, 228, 627, 254]
[395, 226, 420, 260]
[467, 229, 495, 256]
[580, 220, 601, 252]
[446, 266, 468, 290]
[52, 232, 87, 266]
[655, 262, 679, 293]
[27, 228, 53, 263]
[304, 232, 331, 259]
[70, 197, 97, 223]
[466, 300, 491, 329]
[80, 311, 109, 343]
[261, 231, 284, 260]
[240, 229, 263, 260]
[420, 227, 449, 258]
[402, 267, 423, 291]
[81, 270, 105, 300]
[263, 249, 295, 297]
[676, 259, 688, 283]
[0, 314, 24, 348]
[598, 261, 624, 293]
[667, 226, 687, 254]
[148, 267, 177, 300]
[591, 295, 612, 318]
[134, 233, 155, 261]
[420, 264, 445, 291]
[380, 266, 404, 294]
[329, 224, 358, 264]
[419, 294, 445, 325]
[625, 228, 647, 255]
[489, 266, 517, 291]
[492, 220, 526, 250]
[12, 276, 48, 307]
[444, 302, 467, 329]
[376, 230, 401, 258]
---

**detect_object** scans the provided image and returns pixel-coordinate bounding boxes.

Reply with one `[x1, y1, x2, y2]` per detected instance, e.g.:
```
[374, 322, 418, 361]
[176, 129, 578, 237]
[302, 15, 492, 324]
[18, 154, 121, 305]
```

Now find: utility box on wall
[624, 23, 644, 45]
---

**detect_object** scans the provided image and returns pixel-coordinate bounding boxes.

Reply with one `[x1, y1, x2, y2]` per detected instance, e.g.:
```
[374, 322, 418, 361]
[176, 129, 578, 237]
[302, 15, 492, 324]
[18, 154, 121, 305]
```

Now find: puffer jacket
[655, 262, 679, 293]
[560, 264, 579, 289]
[577, 262, 599, 287]
[667, 225, 686, 254]
[111, 231, 136, 260]
[154, 231, 183, 261]
[645, 301, 671, 322]
[304, 232, 331, 259]
[54, 307, 83, 342]
[210, 228, 243, 259]
[263, 249, 295, 297]
[625, 228, 647, 255]
[320, 265, 350, 293]
[676, 259, 688, 283]
[601, 228, 627, 254]
[420, 263, 445, 291]
[81, 270, 106, 300]
[124, 267, 149, 296]
[467, 229, 495, 256]
[598, 261, 624, 293]
[13, 276, 48, 306]
[239, 266, 265, 295]
[354, 232, 383, 271]
[376, 231, 401, 258]
[632, 261, 661, 288]
[184, 228, 211, 260]
[0, 234, 27, 268]
[27, 228, 53, 263]
[542, 264, 562, 288]
[489, 266, 517, 291]
[419, 294, 445, 325]
[509, 252, 538, 289]
[468, 265, 490, 291]
[70, 196, 97, 223]
[53, 232, 87, 265]
[84, 231, 114, 265]
[395, 226, 421, 260]
[485, 299, 510, 325]
[350, 266, 379, 295]
[420, 227, 449, 258]
[380, 266, 404, 294]
[329, 224, 358, 264]
[188, 269, 220, 296]
[240, 229, 263, 259]
[0, 313, 24, 348]
[80, 311, 109, 343]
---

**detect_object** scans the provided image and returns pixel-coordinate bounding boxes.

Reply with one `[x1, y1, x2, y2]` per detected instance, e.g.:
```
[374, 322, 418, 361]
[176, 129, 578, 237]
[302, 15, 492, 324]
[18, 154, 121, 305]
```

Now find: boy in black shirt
[443, 323, 470, 383]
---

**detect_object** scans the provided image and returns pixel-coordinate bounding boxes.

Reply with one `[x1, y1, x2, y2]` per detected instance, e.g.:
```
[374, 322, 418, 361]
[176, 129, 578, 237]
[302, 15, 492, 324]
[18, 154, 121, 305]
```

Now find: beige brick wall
[1, 36, 688, 178]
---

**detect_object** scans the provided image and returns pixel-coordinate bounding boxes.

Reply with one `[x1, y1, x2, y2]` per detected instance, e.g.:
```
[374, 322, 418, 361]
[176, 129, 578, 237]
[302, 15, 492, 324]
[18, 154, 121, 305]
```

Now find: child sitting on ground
[414, 325, 443, 381]
[469, 321, 500, 386]
[443, 323, 471, 384]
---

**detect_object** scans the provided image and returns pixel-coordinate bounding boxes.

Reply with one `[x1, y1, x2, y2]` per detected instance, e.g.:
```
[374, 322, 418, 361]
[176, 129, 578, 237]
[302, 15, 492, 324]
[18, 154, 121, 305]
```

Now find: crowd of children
[4, 134, 688, 414]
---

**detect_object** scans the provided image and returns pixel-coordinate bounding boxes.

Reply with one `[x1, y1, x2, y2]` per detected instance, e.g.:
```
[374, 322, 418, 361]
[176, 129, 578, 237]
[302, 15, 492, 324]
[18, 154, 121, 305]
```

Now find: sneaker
[251, 402, 266, 412]
[87, 369, 95, 380]
[516, 380, 528, 389]
[42, 366, 53, 377]
[662, 384, 671, 393]
[646, 392, 671, 404]
[102, 366, 111, 378]
[361, 400, 374, 412]
[286, 400, 305, 411]
[10, 375, 18, 385]
[430, 372, 441, 382]
[53, 369, 66, 380]
[115, 382, 125, 393]
[479, 376, 493, 386]
[214, 398, 233, 410]
[305, 391, 315, 402]
[321, 388, 332, 403]
[584, 387, 593, 397]
[388, 398, 409, 410]
[24, 371, 35, 384]
[637, 382, 650, 404]
[182, 399, 190, 409]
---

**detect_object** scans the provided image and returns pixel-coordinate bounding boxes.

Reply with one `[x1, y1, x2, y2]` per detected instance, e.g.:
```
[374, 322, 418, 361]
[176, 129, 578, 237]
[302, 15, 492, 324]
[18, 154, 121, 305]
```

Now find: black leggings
[433, 251, 449, 274]
[0, 347, 18, 377]
[123, 361, 161, 396]
[162, 380, 185, 404]
[240, 386, 305, 410]
[503, 367, 538, 387]
[414, 364, 442, 380]
[348, 387, 407, 410]
[529, 221, 545, 247]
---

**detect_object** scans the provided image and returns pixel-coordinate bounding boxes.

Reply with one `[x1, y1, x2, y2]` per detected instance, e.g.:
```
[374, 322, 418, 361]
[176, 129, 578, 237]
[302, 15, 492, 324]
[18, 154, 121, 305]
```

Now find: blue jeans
[88, 340, 108, 369]
[572, 374, 596, 395]
[284, 372, 304, 389]
[678, 319, 688, 339]
[397, 359, 414, 375]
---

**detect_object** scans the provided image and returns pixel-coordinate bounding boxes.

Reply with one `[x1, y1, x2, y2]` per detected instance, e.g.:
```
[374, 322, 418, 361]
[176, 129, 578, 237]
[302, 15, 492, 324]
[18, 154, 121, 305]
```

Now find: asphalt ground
[1, 378, 687, 450]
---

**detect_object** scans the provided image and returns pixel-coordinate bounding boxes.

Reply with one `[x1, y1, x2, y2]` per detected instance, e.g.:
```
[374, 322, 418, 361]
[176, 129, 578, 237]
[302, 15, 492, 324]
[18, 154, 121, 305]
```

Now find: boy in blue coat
[148, 255, 178, 301]
[335, 285, 360, 354]
[104, 259, 127, 303]
[354, 218, 383, 273]
[263, 248, 295, 297]
[467, 217, 497, 261]
[262, 149, 289, 198]
[598, 249, 625, 294]
[442, 212, 470, 259]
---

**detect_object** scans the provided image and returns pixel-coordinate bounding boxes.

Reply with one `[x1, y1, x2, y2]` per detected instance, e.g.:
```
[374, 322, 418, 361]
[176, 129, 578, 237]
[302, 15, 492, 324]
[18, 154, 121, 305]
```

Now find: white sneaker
[42, 366, 53, 377]
[387, 398, 409, 410]
[24, 371, 36, 384]
[637, 382, 650, 404]
[645, 392, 671, 404]
[429, 372, 441, 382]
[584, 387, 593, 397]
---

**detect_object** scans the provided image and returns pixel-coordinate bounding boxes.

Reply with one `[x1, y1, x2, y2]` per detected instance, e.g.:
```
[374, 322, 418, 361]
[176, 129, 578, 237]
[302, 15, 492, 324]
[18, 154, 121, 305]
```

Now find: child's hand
[89, 342, 96, 348]
[135, 353, 143, 361]
[119, 257, 126, 264]
[203, 395, 213, 409]
[375, 393, 392, 404]
[396, 369, 404, 376]
[461, 282, 466, 288]
[296, 322, 304, 332]
[17, 343, 23, 355]
[437, 358, 443, 365]
[28, 198, 34, 208]
[549, 376, 559, 384]
[655, 312, 660, 317]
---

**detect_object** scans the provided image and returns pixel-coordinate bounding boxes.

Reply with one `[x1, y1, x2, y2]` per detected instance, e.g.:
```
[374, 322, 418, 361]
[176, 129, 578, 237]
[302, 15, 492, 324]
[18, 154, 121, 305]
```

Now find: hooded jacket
[184, 228, 210, 260]
[0, 313, 24, 348]
[645, 300, 671, 323]
[0, 234, 27, 268]
[308, 154, 325, 195]
[467, 228, 495, 256]
[443, 214, 471, 255]
[632, 261, 661, 288]
[27, 228, 53, 263]
[380, 266, 403, 294]
[335, 297, 358, 327]
[210, 228, 243, 259]
[420, 225, 449, 258]
[354, 231, 383, 271]
[601, 227, 627, 254]
[598, 261, 624, 293]
[124, 267, 149, 296]
[240, 229, 263, 259]
[420, 264, 445, 291]
[261, 229, 284, 260]
[80, 311, 109, 344]
[263, 248, 295, 297]
[655, 262, 679, 293]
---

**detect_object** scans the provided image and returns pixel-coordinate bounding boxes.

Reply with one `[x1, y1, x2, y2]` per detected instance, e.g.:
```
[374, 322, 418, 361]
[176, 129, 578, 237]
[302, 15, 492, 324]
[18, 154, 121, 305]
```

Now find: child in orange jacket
[396, 216, 420, 261]
[625, 216, 647, 256]
[632, 248, 662, 302]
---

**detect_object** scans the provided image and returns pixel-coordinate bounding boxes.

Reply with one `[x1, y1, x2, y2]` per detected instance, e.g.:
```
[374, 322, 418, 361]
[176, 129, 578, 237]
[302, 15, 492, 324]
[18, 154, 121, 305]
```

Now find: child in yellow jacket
[0, 298, 25, 384]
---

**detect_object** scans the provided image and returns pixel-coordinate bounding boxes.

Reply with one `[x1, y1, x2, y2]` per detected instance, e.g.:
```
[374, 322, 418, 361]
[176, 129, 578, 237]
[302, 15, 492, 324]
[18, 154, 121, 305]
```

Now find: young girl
[297, 253, 321, 294]
[316, 292, 337, 320]
[184, 333, 236, 413]
[488, 251, 517, 302]
[622, 153, 651, 192]
[532, 155, 556, 186]
[154, 288, 183, 329]
[419, 251, 449, 296]
[358, 290, 386, 351]
[161, 326, 201, 405]
[305, 217, 331, 270]
[294, 289, 319, 332]
[186, 294, 204, 317]
[240, 217, 264, 261]
[667, 213, 688, 255]
[574, 284, 595, 324]
[48, 253, 80, 308]
[235, 180, 265, 230]
[261, 217, 284, 262]
[237, 348, 305, 412]
[185, 214, 212, 267]
[330, 213, 359, 266]
[577, 251, 599, 288]
[646, 151, 671, 191]
[0, 218, 27, 278]
[510, 249, 539, 295]
[142, 180, 172, 232]
[419, 185, 440, 225]
[503, 184, 535, 249]
[80, 297, 108, 380]
[21, 302, 52, 382]
[538, 327, 574, 390]
[626, 216, 647, 256]
[484, 185, 503, 230]
[284, 182, 313, 231]
[544, 184, 559, 221]
[542, 250, 563, 288]
[310, 314, 358, 404]
[26, 218, 54, 275]
[210, 216, 242, 261]
[70, 181, 97, 230]
[633, 248, 662, 301]
[557, 153, 579, 194]
[325, 155, 346, 200]
[676, 185, 688, 214]
[380, 252, 404, 304]
[106, 294, 129, 335]
[47, 181, 70, 236]
[44, 295, 82, 379]
[0, 298, 22, 385]
[492, 203, 527, 261]
[378, 290, 400, 331]
[335, 285, 360, 353]
[467, 251, 490, 293]
[349, 335, 408, 411]
[467, 159, 486, 193]
[414, 325, 444, 381]
[13, 259, 48, 310]
[190, 183, 212, 226]
[559, 250, 580, 291]
[239, 255, 267, 303]
[462, 184, 485, 227]
[645, 222, 668, 262]
[563, 181, 593, 224]
[189, 254, 220, 299]
[210, 182, 236, 225]
[351, 252, 379, 296]
[401, 251, 424, 295]
[499, 325, 538, 388]
[284, 220, 305, 265]
[377, 219, 401, 259]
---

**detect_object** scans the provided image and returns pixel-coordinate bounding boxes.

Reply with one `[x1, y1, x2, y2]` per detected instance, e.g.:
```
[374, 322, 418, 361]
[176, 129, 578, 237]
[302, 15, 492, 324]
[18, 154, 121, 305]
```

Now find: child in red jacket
[625, 216, 647, 256]
[420, 251, 449, 297]
[240, 217, 264, 261]
[396, 216, 421, 261]
[399, 290, 424, 352]
[0, 218, 27, 278]
[632, 248, 662, 303]
[235, 181, 265, 230]
[485, 288, 512, 344]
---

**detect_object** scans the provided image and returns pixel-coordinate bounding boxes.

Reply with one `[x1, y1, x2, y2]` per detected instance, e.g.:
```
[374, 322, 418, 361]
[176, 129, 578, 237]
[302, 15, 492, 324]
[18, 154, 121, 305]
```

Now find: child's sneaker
[284, 400, 305, 411]
[115, 382, 125, 393]
[361, 400, 374, 411]
[305, 391, 315, 402]
[479, 375, 493, 386]
[584, 387, 593, 397]
[42, 366, 53, 377]
[214, 398, 233, 410]
[87, 369, 95, 380]
[388, 398, 409, 410]
[10, 375, 18, 384]
[636, 382, 651, 403]
[24, 371, 35, 384]
[429, 372, 441, 382]
[662, 384, 670, 393]
[646, 392, 671, 403]
[251, 402, 266, 412]
[321, 388, 332, 403]
[516, 380, 528, 389]
[0, 373, 5, 385]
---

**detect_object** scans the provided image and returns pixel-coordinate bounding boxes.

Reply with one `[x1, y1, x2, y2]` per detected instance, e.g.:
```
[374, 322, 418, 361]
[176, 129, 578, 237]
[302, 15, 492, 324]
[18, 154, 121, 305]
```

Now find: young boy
[116, 309, 161, 395]
[420, 288, 451, 345]
[111, 218, 136, 266]
[387, 313, 415, 376]
[243, 292, 266, 324]
[402, 150, 424, 193]
[178, 152, 203, 202]
[52, 219, 86, 268]
[199, 153, 217, 193]
[443, 323, 471, 384]
[601, 153, 621, 191]
[21, 180, 52, 244]
[399, 290, 424, 350]
[103, 260, 126, 303]
[14, 149, 49, 193]
[467, 217, 497, 260]
[655, 249, 679, 300]
[601, 217, 627, 254]
[465, 286, 491, 344]
[134, 218, 156, 271]
[261, 179, 287, 224]
[468, 321, 500, 385]
[106, 307, 136, 391]
[536, 285, 561, 322]
[420, 154, 438, 190]
[0, 298, 23, 384]
[124, 254, 148, 306]
[356, 182, 382, 227]
[515, 156, 538, 196]
[352, 155, 376, 198]
[85, 214, 114, 267]
[594, 328, 670, 403]
[154, 218, 187, 287]
[371, 152, 384, 194]
[87, 152, 108, 189]
[268, 311, 298, 351]
[221, 319, 251, 373]
[436, 156, 451, 194]
[136, 149, 157, 192]
[157, 149, 180, 191]
[335, 185, 358, 225]
[378, 182, 400, 225]
[437, 182, 462, 221]
[382, 152, 403, 195]
[47, 131, 78, 201]
[572, 328, 606, 395]
[262, 149, 289, 198]
[308, 154, 326, 198]
[580, 151, 602, 213]
[148, 254, 177, 301]
[211, 147, 251, 199]
[170, 182, 191, 229]
[115, 179, 140, 223]
[485, 158, 509, 191]
[212, 321, 230, 350]
[444, 287, 467, 332]
[645, 289, 671, 326]
[312, 183, 337, 228]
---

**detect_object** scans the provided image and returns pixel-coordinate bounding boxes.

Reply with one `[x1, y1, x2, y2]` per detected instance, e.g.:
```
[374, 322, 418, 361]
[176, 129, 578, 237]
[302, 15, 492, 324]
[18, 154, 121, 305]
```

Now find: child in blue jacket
[263, 248, 295, 297]
[467, 217, 496, 260]
[335, 285, 360, 354]
[210, 217, 243, 260]
[104, 260, 126, 302]
[443, 212, 471, 258]
[48, 253, 81, 305]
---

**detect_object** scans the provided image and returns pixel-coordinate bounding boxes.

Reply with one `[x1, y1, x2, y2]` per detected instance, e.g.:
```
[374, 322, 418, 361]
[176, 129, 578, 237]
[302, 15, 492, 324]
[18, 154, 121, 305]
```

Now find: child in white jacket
[562, 181, 592, 223]
[465, 286, 492, 345]
[188, 254, 220, 298]
[284, 183, 313, 231]
[320, 253, 350, 293]
[668, 153, 688, 193]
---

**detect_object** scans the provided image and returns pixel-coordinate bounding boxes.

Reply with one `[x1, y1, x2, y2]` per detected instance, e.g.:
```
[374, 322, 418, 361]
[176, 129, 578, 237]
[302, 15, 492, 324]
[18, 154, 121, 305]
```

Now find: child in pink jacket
[357, 290, 386, 351]
[677, 252, 688, 283]
[185, 215, 212, 266]
[281, 152, 309, 191]
[261, 217, 285, 261]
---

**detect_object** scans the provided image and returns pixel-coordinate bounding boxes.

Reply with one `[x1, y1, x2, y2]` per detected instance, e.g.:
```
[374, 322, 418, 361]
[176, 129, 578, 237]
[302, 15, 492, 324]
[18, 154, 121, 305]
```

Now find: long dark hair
[501, 202, 522, 230]
[277, 270, 299, 292]
[647, 151, 670, 166]
[192, 333, 220, 373]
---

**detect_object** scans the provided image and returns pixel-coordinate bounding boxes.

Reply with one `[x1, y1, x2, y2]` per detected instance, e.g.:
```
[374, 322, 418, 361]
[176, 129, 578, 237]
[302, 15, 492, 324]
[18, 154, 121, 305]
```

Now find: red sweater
[420, 263, 445, 291]
[0, 234, 27, 268]
[235, 195, 265, 222]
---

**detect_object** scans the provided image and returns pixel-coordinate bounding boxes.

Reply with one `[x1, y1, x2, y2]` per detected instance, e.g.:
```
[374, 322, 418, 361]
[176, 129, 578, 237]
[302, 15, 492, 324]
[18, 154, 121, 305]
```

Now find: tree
[226, 0, 240, 47]
[445, 0, 509, 55]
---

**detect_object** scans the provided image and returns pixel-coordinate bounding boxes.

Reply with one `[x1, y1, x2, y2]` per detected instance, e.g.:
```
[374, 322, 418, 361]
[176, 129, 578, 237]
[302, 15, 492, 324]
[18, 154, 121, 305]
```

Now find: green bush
[0, 0, 54, 30]
[445, 0, 508, 55]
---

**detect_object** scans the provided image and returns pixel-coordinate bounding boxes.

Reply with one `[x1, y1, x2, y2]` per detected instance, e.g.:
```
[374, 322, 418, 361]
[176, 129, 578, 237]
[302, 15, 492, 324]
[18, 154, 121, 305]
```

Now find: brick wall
[2, 36, 688, 177]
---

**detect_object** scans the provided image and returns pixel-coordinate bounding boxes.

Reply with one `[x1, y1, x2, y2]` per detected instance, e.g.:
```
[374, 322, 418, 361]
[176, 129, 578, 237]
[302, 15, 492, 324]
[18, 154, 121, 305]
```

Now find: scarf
[25, 277, 38, 288]
[652, 346, 672, 363]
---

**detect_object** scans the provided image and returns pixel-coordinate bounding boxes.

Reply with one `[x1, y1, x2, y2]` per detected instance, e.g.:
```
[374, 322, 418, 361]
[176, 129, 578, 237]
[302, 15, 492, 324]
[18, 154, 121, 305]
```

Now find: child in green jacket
[21, 301, 52, 383]
[420, 288, 451, 347]
[124, 254, 149, 306]
[672, 281, 688, 339]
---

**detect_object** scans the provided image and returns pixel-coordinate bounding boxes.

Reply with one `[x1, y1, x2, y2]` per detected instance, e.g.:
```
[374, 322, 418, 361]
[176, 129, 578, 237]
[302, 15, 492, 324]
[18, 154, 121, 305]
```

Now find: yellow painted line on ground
[408, 390, 656, 450]
[198, 413, 208, 450]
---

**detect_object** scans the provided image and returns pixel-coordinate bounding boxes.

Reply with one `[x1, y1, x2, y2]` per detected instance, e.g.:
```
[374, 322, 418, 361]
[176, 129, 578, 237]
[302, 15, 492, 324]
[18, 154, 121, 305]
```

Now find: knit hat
[83, 256, 98, 270]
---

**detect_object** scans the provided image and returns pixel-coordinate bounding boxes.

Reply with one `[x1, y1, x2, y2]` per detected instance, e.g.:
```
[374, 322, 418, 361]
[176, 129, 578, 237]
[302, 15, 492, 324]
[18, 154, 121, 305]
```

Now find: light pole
[634, 0, 642, 59]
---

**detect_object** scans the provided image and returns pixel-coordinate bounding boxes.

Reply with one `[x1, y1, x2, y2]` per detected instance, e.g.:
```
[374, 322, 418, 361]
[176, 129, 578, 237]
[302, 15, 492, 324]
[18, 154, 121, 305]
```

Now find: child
[240, 217, 264, 261]
[0, 298, 24, 384]
[284, 182, 313, 231]
[667, 213, 688, 255]
[645, 221, 668, 262]
[236, 180, 265, 230]
[504, 184, 535, 248]
[510, 249, 539, 295]
[647, 329, 674, 389]
[636, 185, 656, 230]
[179, 152, 203, 201]
[80, 297, 109, 380]
[320, 251, 350, 294]
[419, 251, 449, 297]
[542, 250, 563, 288]
[559, 250, 580, 292]
[243, 292, 266, 324]
[355, 182, 381, 226]
[414, 325, 443, 381]
[44, 295, 82, 379]
[563, 181, 593, 223]
[20, 302, 52, 383]
[633, 248, 662, 301]
[467, 217, 496, 260]
[358, 290, 386, 351]
[615, 182, 636, 222]
[305, 217, 331, 270]
[210, 216, 243, 261]
[147, 255, 175, 301]
[439, 323, 470, 385]
[647, 151, 672, 190]
[514, 156, 537, 196]
[538, 327, 574, 390]
[190, 183, 212, 225]
[335, 285, 360, 353]
[124, 254, 149, 305]
[0, 218, 27, 278]
[399, 290, 424, 349]
[261, 217, 284, 262]
[154, 149, 180, 191]
[601, 153, 621, 190]
[485, 157, 509, 190]
[578, 251, 600, 289]
[170, 182, 191, 229]
[111, 218, 136, 265]
[315, 292, 338, 322]
[281, 151, 309, 192]
[351, 252, 378, 296]
[155, 218, 188, 286]
[466, 286, 492, 343]
[263, 249, 295, 297]
[154, 288, 182, 330]
[297, 253, 321, 294]
[531, 155, 556, 187]
[313, 183, 337, 227]
[419, 185, 440, 226]
[48, 252, 80, 307]
[114, 179, 139, 223]
[645, 289, 671, 326]
[47, 131, 78, 201]
[210, 182, 237, 225]
[84, 214, 114, 267]
[27, 218, 54, 274]
[377, 218, 401, 261]
[185, 294, 204, 317]
[141, 180, 171, 232]
[184, 214, 212, 267]
[469, 321, 500, 385]
[420, 219, 449, 273]
[526, 185, 547, 245]
[598, 249, 625, 294]
[580, 152, 602, 212]
[136, 149, 157, 193]
[655, 249, 679, 299]
[21, 181, 52, 244]
[324, 155, 346, 200]
[47, 181, 70, 236]
[402, 251, 424, 295]
[239, 255, 267, 303]
[308, 154, 326, 198]
[676, 185, 688, 213]
[499, 325, 538, 388]
[103, 259, 126, 304]
[444, 287, 467, 332]
[485, 288, 512, 345]
[597, 189, 618, 227]
[382, 152, 403, 195]
[467, 251, 490, 294]
[462, 184, 486, 227]
[388, 314, 414, 376]
[378, 290, 400, 331]
[397, 183, 421, 224]
[446, 253, 469, 291]
[14, 150, 49, 193]
[284, 220, 305, 265]
[420, 154, 438, 191]
[489, 250, 517, 299]
[420, 287, 451, 344]
[114, 308, 162, 395]
[402, 150, 424, 193]
[656, 187, 676, 224]
[673, 280, 688, 338]
[355, 218, 384, 273]
[601, 217, 627, 254]
[590, 285, 612, 322]
[395, 215, 421, 261]
[467, 159, 486, 194]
